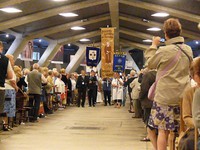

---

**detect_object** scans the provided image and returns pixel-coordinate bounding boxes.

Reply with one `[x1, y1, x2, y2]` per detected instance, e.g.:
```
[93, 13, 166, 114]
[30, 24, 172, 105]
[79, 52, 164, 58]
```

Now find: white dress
[112, 78, 124, 100]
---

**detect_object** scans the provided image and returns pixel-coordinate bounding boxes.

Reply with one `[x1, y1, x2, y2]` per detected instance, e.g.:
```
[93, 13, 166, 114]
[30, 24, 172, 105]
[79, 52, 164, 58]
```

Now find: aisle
[0, 104, 153, 150]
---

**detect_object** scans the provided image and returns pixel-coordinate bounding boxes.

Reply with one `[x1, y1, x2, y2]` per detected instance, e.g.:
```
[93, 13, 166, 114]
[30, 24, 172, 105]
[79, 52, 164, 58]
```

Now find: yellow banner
[101, 28, 114, 78]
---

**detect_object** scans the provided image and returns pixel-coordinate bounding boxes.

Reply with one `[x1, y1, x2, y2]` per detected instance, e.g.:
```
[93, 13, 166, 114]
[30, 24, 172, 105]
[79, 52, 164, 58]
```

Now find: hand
[152, 36, 161, 47]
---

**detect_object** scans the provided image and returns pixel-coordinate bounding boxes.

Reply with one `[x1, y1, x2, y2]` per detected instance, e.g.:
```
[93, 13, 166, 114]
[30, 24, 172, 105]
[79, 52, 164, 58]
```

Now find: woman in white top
[55, 74, 65, 108]
[112, 72, 124, 108]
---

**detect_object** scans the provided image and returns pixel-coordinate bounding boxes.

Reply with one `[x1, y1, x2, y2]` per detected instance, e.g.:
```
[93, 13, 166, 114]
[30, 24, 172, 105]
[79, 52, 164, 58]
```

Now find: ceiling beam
[0, 0, 108, 31]
[120, 27, 152, 40]
[119, 0, 200, 23]
[120, 14, 200, 40]
[58, 30, 101, 45]
[108, 0, 120, 51]
[0, 0, 29, 8]
[120, 39, 148, 50]
[25, 14, 110, 40]
[39, 30, 101, 66]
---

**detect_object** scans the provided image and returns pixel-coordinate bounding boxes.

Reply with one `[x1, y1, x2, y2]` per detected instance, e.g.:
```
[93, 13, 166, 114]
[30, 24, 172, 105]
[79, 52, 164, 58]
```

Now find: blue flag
[86, 47, 100, 67]
[113, 54, 126, 72]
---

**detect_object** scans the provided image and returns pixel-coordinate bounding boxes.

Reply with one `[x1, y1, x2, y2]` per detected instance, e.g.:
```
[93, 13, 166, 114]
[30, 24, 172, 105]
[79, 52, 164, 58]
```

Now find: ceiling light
[142, 19, 150, 22]
[6, 34, 9, 38]
[80, 38, 90, 42]
[0, 7, 22, 13]
[59, 13, 78, 17]
[71, 26, 85, 30]
[151, 12, 169, 17]
[52, 0, 68, 2]
[143, 39, 152, 43]
[147, 27, 161, 31]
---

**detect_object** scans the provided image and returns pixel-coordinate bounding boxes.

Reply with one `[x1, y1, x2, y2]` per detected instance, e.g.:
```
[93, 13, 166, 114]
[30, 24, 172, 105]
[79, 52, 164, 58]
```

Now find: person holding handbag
[145, 18, 193, 150]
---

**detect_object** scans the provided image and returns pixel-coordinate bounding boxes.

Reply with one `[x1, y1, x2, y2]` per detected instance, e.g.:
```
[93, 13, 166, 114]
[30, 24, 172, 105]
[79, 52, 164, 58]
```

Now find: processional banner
[101, 27, 114, 78]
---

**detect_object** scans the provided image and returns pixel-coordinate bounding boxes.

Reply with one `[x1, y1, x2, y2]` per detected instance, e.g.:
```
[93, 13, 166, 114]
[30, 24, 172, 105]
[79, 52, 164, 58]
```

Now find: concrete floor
[0, 103, 153, 150]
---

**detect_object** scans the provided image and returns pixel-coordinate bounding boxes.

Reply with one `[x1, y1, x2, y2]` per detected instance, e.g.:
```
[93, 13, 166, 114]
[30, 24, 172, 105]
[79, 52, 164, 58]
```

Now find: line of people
[128, 18, 200, 150]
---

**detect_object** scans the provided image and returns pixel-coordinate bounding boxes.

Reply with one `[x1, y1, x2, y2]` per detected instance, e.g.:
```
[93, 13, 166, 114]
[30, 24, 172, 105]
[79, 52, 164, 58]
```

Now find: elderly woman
[145, 18, 193, 150]
[178, 58, 200, 150]
[192, 58, 200, 150]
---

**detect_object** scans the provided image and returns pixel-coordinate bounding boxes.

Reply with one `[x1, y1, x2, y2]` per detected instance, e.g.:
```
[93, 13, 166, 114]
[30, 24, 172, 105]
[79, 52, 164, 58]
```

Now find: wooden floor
[0, 103, 153, 150]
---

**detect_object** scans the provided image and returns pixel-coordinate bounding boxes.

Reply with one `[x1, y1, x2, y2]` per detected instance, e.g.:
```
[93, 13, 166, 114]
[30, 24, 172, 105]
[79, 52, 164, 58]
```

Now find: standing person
[130, 76, 142, 118]
[139, 70, 156, 143]
[3, 54, 18, 130]
[60, 69, 67, 106]
[70, 73, 77, 105]
[76, 70, 88, 107]
[122, 73, 127, 107]
[102, 77, 112, 106]
[112, 72, 124, 108]
[88, 70, 98, 107]
[66, 73, 72, 106]
[125, 70, 137, 112]
[0, 41, 13, 131]
[27, 63, 47, 122]
[191, 58, 200, 150]
[55, 74, 65, 108]
[145, 18, 193, 150]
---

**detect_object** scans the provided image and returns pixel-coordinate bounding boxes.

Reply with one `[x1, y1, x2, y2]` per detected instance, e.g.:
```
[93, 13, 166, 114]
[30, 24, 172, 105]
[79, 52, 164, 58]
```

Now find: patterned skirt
[148, 101, 180, 132]
[4, 89, 16, 117]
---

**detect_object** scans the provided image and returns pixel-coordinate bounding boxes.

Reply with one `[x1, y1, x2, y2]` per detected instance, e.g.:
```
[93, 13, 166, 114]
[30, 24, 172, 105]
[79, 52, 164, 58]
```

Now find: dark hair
[190, 58, 200, 77]
[163, 18, 182, 39]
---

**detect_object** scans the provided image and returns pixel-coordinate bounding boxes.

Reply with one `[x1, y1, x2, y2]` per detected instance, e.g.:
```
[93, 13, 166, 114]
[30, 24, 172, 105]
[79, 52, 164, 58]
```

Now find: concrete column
[96, 61, 101, 74]
[5, 33, 29, 61]
[66, 44, 86, 73]
[38, 41, 60, 67]
[126, 52, 140, 73]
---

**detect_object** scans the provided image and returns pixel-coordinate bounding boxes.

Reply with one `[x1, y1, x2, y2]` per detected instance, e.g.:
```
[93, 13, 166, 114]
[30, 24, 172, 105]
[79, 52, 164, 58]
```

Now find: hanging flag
[86, 47, 100, 67]
[20, 40, 33, 61]
[113, 54, 126, 73]
[101, 27, 114, 78]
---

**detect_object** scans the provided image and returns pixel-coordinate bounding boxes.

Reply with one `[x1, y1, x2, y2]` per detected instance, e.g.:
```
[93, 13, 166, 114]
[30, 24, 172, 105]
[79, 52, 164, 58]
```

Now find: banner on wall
[113, 54, 126, 73]
[51, 45, 64, 64]
[20, 40, 33, 61]
[86, 47, 100, 67]
[101, 27, 114, 78]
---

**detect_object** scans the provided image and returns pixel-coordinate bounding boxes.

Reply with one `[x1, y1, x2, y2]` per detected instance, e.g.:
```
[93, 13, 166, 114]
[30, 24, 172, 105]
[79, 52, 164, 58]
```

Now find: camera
[160, 38, 165, 43]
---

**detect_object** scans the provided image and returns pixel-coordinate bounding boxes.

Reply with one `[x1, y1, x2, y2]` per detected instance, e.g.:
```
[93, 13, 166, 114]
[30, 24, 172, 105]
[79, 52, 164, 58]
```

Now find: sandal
[128, 110, 135, 113]
[3, 124, 10, 131]
[140, 137, 150, 142]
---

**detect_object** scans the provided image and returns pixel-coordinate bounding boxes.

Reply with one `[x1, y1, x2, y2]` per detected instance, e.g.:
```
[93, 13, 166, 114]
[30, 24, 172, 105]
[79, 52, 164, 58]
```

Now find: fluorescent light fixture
[59, 13, 78, 17]
[52, 0, 68, 1]
[68, 44, 71, 46]
[6, 34, 9, 38]
[71, 26, 85, 30]
[80, 38, 90, 42]
[147, 27, 161, 31]
[151, 12, 169, 17]
[143, 39, 152, 43]
[51, 61, 63, 64]
[0, 7, 22, 13]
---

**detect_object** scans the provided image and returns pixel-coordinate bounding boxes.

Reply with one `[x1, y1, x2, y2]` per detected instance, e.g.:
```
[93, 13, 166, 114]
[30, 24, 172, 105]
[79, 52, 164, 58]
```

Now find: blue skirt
[4, 89, 16, 117]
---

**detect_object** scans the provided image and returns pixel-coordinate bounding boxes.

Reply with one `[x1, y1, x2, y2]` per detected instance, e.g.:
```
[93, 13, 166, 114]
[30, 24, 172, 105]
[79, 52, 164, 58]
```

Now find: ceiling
[0, 0, 199, 58]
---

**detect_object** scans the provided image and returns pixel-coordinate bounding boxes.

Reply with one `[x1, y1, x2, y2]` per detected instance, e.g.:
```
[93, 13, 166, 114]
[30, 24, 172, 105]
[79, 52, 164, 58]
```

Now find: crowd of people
[0, 17, 200, 150]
